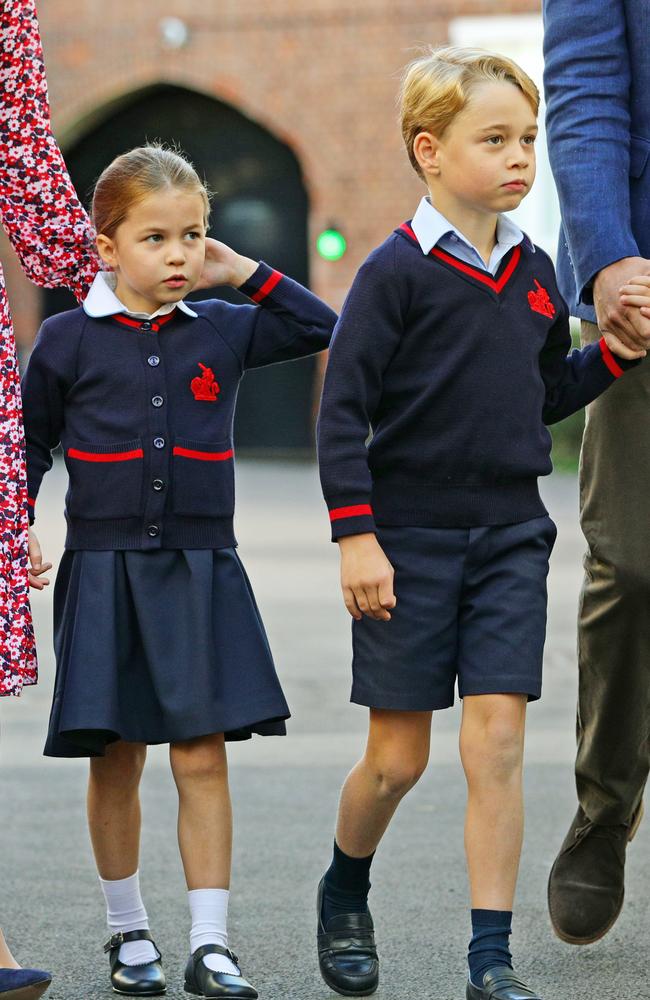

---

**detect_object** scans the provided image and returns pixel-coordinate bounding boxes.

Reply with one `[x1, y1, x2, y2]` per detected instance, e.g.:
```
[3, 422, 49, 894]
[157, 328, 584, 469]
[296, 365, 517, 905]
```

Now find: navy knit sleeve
[21, 315, 79, 521]
[234, 261, 336, 369]
[540, 293, 640, 425]
[317, 243, 404, 540]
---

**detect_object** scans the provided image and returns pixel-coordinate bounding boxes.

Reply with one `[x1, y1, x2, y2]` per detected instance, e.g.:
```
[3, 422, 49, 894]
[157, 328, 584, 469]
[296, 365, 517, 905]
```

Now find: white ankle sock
[99, 871, 158, 966]
[189, 888, 239, 976]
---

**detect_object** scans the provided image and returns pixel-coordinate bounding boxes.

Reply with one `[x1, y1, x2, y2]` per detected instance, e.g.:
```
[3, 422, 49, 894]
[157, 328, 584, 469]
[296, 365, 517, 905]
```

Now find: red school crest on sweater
[527, 279, 556, 318]
[190, 363, 220, 401]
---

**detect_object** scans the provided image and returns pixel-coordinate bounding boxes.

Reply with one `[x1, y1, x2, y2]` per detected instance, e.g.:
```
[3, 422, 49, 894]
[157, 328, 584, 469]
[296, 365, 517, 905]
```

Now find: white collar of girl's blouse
[82, 271, 198, 319]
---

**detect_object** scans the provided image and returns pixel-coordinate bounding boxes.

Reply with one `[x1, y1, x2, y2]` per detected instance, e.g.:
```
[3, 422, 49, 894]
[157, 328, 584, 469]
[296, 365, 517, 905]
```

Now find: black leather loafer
[184, 944, 258, 998]
[104, 930, 166, 996]
[317, 877, 379, 997]
[0, 967, 52, 1000]
[466, 966, 541, 1000]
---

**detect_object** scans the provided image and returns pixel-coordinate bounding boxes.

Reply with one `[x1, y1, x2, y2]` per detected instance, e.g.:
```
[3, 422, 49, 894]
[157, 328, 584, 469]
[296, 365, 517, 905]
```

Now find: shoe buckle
[104, 932, 124, 953]
[226, 948, 239, 966]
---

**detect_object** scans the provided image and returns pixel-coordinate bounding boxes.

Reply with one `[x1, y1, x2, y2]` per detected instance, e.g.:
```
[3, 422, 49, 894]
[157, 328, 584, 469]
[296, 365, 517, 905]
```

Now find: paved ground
[1, 460, 648, 1000]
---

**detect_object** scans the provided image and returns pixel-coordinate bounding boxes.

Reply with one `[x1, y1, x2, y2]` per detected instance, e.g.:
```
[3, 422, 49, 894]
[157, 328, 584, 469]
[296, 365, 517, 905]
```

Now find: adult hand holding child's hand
[595, 256, 650, 359]
[338, 533, 396, 622]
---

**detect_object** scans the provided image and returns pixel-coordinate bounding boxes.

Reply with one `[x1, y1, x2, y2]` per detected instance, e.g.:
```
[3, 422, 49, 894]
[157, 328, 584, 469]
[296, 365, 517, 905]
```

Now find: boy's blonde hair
[399, 46, 540, 179]
[92, 143, 211, 238]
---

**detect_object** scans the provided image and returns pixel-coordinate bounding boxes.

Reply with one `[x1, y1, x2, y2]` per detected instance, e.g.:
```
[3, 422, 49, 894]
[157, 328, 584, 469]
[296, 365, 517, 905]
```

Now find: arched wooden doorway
[45, 84, 314, 452]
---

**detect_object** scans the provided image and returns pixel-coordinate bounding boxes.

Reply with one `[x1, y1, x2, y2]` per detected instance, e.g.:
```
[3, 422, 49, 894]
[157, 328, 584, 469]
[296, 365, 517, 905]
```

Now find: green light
[317, 229, 347, 261]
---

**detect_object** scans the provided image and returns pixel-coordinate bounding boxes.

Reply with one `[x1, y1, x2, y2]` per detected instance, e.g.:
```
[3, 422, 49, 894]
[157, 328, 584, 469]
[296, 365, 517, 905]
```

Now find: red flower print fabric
[0, 0, 99, 695]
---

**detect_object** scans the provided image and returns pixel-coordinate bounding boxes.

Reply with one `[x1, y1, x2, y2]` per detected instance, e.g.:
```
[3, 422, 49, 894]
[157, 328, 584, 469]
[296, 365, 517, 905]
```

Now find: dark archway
[45, 84, 314, 452]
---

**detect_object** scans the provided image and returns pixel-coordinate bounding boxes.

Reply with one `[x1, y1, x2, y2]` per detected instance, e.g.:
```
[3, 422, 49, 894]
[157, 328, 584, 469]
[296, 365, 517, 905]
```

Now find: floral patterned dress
[0, 0, 99, 695]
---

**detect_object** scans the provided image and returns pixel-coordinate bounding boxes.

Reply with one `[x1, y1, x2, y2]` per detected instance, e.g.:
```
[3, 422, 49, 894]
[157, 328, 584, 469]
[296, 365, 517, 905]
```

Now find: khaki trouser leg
[576, 320, 650, 824]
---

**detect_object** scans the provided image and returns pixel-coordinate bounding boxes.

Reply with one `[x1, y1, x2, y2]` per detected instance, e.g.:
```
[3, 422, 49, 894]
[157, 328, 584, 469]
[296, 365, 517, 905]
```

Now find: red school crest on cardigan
[527, 279, 556, 318]
[190, 363, 220, 401]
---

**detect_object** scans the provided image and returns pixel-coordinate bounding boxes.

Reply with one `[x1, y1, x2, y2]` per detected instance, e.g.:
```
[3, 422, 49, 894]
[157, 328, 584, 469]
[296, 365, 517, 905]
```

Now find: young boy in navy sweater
[315, 47, 643, 1000]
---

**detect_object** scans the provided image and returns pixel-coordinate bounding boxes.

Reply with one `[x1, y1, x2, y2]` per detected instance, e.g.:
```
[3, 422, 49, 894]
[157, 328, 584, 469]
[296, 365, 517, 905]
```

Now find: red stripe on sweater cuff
[251, 270, 283, 303]
[599, 337, 624, 378]
[329, 504, 373, 522]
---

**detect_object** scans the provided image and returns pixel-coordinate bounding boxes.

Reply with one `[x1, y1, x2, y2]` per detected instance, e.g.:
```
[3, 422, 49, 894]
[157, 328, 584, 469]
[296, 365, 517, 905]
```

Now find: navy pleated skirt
[44, 547, 289, 757]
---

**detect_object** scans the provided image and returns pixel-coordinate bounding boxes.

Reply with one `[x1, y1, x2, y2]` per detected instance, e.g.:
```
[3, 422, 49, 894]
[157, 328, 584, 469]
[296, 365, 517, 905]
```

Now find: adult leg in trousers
[548, 319, 650, 945]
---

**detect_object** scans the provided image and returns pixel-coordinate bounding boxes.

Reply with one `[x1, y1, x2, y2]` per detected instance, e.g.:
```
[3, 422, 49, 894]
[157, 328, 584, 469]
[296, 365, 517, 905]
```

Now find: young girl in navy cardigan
[23, 144, 336, 1000]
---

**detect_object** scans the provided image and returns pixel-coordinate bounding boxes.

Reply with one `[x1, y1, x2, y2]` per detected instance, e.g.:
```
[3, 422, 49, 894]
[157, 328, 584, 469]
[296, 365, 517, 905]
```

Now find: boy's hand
[28, 527, 52, 590]
[195, 238, 258, 290]
[338, 533, 396, 621]
[603, 329, 646, 361]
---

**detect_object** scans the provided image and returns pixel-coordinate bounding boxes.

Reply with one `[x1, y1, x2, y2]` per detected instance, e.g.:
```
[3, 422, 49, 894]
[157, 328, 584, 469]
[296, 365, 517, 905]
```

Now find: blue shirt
[410, 196, 535, 276]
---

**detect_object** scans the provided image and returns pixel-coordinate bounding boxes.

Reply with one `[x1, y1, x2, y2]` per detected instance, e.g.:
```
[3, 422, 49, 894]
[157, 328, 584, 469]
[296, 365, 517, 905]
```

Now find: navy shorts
[351, 516, 557, 711]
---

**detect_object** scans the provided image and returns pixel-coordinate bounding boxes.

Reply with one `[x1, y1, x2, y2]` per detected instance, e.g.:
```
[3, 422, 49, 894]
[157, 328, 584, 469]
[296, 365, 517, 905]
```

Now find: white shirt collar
[83, 271, 198, 320]
[410, 196, 534, 258]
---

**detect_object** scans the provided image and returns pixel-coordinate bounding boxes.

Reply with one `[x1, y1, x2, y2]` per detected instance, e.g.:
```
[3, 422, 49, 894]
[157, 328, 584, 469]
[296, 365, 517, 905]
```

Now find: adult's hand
[594, 257, 650, 358]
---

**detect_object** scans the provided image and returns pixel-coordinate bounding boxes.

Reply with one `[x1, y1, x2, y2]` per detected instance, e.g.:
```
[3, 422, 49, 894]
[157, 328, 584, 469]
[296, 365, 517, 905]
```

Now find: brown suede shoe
[548, 802, 643, 944]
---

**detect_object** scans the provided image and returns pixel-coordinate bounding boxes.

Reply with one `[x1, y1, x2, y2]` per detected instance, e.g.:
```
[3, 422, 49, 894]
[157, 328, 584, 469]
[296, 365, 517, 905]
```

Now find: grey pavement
[1, 460, 648, 1000]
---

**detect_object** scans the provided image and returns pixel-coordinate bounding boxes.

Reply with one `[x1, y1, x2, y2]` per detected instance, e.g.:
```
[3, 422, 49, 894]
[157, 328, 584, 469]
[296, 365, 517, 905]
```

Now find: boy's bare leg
[318, 708, 432, 995]
[459, 692, 534, 995]
[336, 708, 433, 856]
[88, 741, 147, 879]
[460, 693, 527, 909]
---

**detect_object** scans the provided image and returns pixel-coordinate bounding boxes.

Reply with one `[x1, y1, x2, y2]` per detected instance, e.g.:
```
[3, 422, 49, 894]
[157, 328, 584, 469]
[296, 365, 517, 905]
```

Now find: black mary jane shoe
[104, 930, 166, 996]
[316, 877, 379, 997]
[184, 944, 258, 999]
[466, 966, 542, 1000]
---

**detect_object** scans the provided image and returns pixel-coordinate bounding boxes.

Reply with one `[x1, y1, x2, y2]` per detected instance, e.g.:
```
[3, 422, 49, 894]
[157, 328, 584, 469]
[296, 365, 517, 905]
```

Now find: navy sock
[321, 841, 374, 926]
[467, 909, 513, 987]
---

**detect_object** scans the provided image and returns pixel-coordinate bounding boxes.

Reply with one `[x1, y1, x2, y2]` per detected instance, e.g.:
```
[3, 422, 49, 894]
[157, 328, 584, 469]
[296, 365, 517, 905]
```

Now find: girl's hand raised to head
[195, 238, 258, 291]
[27, 527, 52, 590]
[338, 533, 397, 622]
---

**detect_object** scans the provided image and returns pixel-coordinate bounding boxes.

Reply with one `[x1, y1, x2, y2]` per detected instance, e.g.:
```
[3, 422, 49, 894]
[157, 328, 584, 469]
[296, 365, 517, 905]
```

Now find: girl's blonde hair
[92, 143, 211, 238]
[399, 46, 540, 179]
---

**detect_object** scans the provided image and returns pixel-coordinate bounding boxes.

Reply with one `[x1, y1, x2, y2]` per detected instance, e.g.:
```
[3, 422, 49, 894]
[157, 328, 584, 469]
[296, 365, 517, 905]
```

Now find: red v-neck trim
[399, 222, 521, 294]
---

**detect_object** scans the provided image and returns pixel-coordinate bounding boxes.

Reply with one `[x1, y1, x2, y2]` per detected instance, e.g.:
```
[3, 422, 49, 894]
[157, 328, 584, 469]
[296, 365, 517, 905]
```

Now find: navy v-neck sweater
[317, 224, 638, 539]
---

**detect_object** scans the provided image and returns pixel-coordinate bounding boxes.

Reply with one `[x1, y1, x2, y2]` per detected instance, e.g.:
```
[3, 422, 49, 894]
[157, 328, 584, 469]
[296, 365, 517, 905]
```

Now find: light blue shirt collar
[410, 196, 534, 261]
[83, 271, 198, 320]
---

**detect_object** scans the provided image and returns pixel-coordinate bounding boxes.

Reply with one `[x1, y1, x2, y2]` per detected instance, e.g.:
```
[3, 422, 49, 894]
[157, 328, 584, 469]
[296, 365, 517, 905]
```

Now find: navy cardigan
[23, 262, 337, 550]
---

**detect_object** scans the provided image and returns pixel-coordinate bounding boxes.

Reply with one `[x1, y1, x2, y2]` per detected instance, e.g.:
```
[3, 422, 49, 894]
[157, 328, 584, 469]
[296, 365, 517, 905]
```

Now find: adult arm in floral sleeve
[0, 0, 100, 699]
[0, 0, 99, 297]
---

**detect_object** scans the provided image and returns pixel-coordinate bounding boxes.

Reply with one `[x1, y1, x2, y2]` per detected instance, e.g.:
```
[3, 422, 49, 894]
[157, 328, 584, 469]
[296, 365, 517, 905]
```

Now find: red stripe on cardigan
[599, 337, 625, 378]
[329, 504, 374, 522]
[251, 270, 283, 303]
[172, 446, 234, 461]
[67, 447, 144, 462]
[113, 309, 176, 331]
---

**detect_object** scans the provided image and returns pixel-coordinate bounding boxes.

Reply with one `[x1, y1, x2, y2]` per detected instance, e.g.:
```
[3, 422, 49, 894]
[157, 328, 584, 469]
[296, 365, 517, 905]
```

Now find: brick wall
[3, 0, 541, 370]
